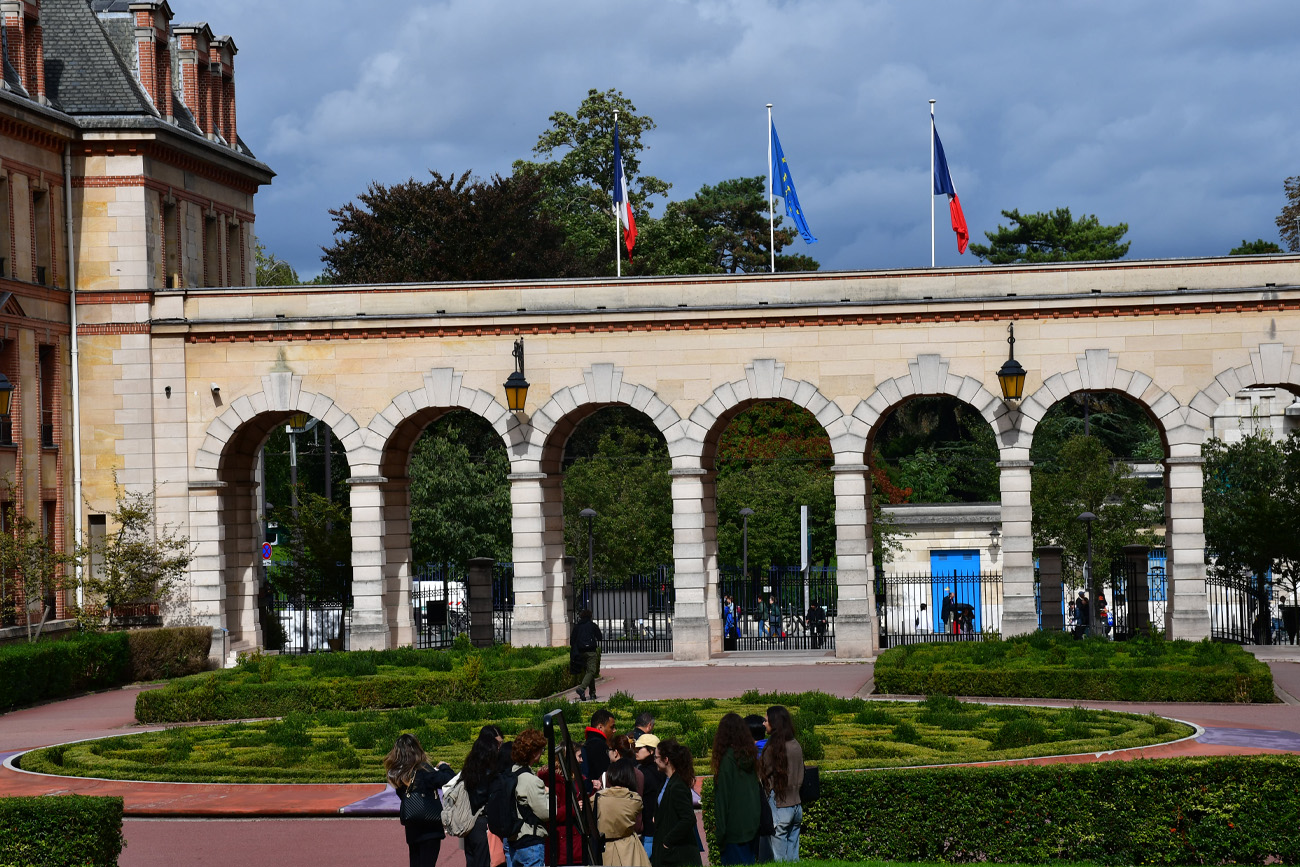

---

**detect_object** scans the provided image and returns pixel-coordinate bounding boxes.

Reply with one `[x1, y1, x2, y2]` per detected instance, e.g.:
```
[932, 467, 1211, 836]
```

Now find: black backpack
[486, 767, 534, 840]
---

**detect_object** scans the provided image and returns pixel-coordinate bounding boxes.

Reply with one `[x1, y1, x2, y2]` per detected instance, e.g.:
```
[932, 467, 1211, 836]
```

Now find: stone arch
[1188, 342, 1300, 440]
[189, 371, 366, 659]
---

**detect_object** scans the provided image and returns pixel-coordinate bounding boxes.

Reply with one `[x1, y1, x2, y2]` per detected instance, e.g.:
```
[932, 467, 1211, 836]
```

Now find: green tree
[320, 169, 584, 283]
[255, 241, 300, 286]
[677, 176, 819, 274]
[0, 508, 78, 642]
[1029, 394, 1164, 465]
[80, 485, 193, 629]
[1276, 176, 1300, 252]
[873, 397, 1001, 503]
[1202, 429, 1300, 640]
[1229, 238, 1283, 255]
[969, 207, 1130, 264]
[563, 426, 673, 581]
[409, 415, 512, 567]
[627, 202, 720, 277]
[1032, 435, 1158, 632]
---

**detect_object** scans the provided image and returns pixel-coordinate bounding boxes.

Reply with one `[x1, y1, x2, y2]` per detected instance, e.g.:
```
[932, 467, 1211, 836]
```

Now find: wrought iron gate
[412, 563, 514, 648]
[718, 566, 836, 651]
[572, 566, 673, 653]
[876, 570, 1000, 648]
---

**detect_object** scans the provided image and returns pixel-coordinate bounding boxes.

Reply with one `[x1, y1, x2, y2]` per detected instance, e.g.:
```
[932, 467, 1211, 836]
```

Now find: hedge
[702, 756, 1300, 864]
[135, 650, 575, 723]
[874, 633, 1275, 703]
[0, 796, 124, 867]
[0, 627, 211, 713]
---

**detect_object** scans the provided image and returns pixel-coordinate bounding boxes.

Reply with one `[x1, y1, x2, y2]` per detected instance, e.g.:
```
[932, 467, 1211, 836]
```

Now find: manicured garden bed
[134, 640, 575, 723]
[874, 632, 1275, 702]
[28, 691, 1190, 784]
[0, 795, 124, 867]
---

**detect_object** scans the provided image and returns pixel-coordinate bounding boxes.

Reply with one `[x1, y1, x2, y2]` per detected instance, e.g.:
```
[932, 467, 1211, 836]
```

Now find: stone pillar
[347, 477, 390, 650]
[188, 481, 229, 665]
[998, 459, 1037, 637]
[831, 464, 875, 657]
[1164, 455, 1210, 639]
[222, 479, 260, 654]
[508, 471, 550, 648]
[670, 468, 713, 661]
[1037, 546, 1064, 633]
[467, 557, 495, 647]
[1122, 544, 1151, 636]
[381, 477, 414, 648]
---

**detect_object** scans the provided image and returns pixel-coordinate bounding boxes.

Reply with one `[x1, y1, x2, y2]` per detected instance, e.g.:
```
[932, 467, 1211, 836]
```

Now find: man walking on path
[571, 608, 602, 701]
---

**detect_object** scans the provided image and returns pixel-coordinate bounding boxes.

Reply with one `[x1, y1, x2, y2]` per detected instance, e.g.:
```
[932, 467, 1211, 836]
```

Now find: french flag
[932, 125, 969, 254]
[613, 121, 637, 259]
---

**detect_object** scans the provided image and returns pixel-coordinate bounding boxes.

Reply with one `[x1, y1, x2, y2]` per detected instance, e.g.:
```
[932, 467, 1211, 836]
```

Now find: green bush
[874, 632, 1275, 702]
[0, 633, 131, 712]
[135, 648, 574, 723]
[0, 795, 124, 867]
[702, 756, 1300, 864]
[125, 627, 212, 680]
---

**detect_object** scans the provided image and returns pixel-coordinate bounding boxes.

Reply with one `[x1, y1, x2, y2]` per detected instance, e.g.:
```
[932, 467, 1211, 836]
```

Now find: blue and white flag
[770, 121, 817, 245]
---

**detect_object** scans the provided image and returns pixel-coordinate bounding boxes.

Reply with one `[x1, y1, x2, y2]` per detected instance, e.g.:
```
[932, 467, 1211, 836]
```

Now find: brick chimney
[1, 0, 45, 103]
[173, 22, 213, 136]
[128, 1, 173, 120]
[209, 35, 235, 145]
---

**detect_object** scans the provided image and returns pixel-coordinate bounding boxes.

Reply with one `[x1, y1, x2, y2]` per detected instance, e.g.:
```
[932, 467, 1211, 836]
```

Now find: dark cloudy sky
[215, 0, 1299, 279]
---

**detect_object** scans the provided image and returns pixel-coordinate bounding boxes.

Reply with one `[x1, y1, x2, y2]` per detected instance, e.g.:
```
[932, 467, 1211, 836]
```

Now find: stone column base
[834, 613, 877, 658]
[672, 617, 711, 661]
[349, 623, 391, 651]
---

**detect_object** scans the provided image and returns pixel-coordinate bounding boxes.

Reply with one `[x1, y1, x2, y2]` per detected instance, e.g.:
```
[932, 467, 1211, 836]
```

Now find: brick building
[0, 0, 272, 634]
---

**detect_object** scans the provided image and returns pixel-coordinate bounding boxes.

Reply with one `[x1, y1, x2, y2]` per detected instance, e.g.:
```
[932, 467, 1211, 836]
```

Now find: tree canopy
[1229, 238, 1283, 255]
[320, 169, 584, 283]
[969, 207, 1130, 264]
[677, 176, 817, 274]
[1277, 176, 1300, 252]
[255, 241, 301, 286]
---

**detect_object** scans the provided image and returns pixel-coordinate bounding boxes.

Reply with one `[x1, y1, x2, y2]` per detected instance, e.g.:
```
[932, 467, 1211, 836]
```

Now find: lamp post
[580, 508, 597, 586]
[504, 338, 530, 413]
[1078, 511, 1098, 637]
[997, 322, 1027, 402]
[740, 508, 754, 581]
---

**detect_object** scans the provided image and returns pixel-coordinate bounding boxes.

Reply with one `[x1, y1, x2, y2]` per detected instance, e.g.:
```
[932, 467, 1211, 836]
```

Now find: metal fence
[718, 566, 837, 651]
[1205, 571, 1284, 645]
[261, 592, 352, 654]
[412, 562, 514, 648]
[877, 570, 1002, 647]
[572, 566, 674, 653]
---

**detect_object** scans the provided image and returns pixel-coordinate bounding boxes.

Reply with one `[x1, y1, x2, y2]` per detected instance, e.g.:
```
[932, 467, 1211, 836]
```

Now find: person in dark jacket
[582, 708, 617, 786]
[651, 739, 701, 867]
[711, 713, 761, 865]
[940, 588, 957, 633]
[385, 733, 455, 867]
[806, 602, 827, 649]
[635, 734, 664, 859]
[459, 729, 500, 867]
[571, 608, 603, 700]
[1073, 592, 1090, 639]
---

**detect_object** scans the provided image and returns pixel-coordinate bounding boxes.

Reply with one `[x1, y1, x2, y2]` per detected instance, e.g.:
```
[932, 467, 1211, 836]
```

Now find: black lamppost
[740, 508, 754, 581]
[1078, 511, 1098, 636]
[580, 508, 597, 585]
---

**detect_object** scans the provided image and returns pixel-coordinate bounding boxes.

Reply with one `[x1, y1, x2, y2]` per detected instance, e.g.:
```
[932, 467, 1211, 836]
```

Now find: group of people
[384, 703, 807, 867]
[1071, 590, 1111, 638]
[722, 595, 829, 648]
[938, 588, 976, 634]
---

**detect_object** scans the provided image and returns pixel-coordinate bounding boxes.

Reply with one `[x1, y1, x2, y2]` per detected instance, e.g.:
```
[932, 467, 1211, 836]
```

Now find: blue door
[931, 549, 982, 633]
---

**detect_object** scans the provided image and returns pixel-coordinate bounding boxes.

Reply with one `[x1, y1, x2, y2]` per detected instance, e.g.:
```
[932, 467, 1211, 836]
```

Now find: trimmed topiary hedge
[703, 756, 1300, 864]
[0, 627, 212, 713]
[874, 632, 1275, 702]
[134, 645, 575, 723]
[0, 795, 124, 867]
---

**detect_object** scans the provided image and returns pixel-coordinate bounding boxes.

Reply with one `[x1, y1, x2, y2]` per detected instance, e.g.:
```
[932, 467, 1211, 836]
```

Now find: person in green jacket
[711, 712, 761, 865]
[651, 739, 702, 867]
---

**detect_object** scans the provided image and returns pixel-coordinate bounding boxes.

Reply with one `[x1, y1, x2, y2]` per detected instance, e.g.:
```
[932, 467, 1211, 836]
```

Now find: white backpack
[440, 777, 481, 837]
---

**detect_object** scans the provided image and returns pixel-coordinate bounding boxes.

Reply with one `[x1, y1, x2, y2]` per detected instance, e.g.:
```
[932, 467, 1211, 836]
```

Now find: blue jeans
[643, 836, 654, 859]
[769, 793, 802, 862]
[505, 840, 545, 867]
[720, 841, 757, 865]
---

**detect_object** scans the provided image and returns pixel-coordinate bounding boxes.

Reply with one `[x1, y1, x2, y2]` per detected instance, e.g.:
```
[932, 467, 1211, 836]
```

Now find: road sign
[261, 542, 273, 560]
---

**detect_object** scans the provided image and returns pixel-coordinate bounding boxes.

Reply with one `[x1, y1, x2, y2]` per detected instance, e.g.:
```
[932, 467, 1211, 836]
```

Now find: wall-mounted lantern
[997, 322, 1027, 402]
[504, 338, 530, 413]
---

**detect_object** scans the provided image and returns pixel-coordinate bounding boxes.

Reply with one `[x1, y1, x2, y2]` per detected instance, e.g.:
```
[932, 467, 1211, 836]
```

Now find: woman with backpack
[711, 713, 761, 865]
[650, 739, 701, 867]
[385, 733, 456, 867]
[455, 729, 501, 867]
[496, 729, 550, 867]
[758, 706, 803, 862]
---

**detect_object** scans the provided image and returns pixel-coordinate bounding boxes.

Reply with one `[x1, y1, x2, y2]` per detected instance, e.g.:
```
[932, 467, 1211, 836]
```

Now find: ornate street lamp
[580, 508, 597, 586]
[740, 508, 755, 581]
[1078, 511, 1098, 636]
[997, 322, 1027, 402]
[504, 338, 530, 413]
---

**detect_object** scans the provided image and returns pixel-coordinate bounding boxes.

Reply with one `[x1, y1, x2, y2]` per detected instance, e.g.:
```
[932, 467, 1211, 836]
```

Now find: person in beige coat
[596, 759, 650, 867]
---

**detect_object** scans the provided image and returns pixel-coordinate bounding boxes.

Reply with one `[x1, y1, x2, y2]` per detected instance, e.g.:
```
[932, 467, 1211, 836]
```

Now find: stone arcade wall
[76, 255, 1300, 661]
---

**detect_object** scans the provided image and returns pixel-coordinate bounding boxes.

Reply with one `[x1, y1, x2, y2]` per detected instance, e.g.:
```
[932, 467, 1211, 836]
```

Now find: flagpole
[614, 110, 621, 278]
[767, 104, 775, 273]
[929, 99, 936, 269]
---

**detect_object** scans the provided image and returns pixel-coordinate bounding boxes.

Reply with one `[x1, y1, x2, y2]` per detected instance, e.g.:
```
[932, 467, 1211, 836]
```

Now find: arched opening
[868, 395, 1001, 645]
[706, 400, 836, 652]
[1029, 391, 1166, 641]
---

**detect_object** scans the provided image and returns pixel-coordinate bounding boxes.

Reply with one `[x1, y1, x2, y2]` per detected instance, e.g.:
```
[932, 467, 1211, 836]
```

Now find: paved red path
[1, 656, 1296, 866]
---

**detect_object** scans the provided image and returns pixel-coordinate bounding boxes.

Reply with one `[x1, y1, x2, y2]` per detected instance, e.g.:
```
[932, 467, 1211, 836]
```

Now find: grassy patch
[24, 691, 1192, 784]
[874, 631, 1275, 702]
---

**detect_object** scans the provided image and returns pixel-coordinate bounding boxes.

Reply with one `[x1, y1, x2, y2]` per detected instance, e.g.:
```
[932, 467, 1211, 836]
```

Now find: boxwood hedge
[134, 645, 575, 723]
[874, 632, 1275, 702]
[0, 795, 124, 867]
[703, 756, 1300, 864]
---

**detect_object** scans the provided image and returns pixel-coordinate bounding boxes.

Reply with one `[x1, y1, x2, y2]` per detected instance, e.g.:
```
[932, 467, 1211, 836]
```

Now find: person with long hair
[757, 706, 804, 862]
[711, 712, 761, 865]
[506, 729, 551, 867]
[597, 758, 649, 867]
[634, 734, 664, 860]
[650, 739, 701, 867]
[385, 733, 455, 867]
[460, 730, 501, 867]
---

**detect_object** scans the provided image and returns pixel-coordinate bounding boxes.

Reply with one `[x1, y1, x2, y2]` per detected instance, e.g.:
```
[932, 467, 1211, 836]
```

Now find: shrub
[0, 633, 131, 712]
[125, 627, 212, 680]
[702, 756, 1300, 864]
[0, 795, 124, 867]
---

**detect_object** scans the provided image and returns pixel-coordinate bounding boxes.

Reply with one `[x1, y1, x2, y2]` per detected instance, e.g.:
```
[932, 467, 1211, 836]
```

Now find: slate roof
[41, 0, 154, 115]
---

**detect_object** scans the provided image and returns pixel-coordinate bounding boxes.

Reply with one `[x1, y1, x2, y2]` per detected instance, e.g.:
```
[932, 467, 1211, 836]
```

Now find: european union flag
[770, 121, 817, 245]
